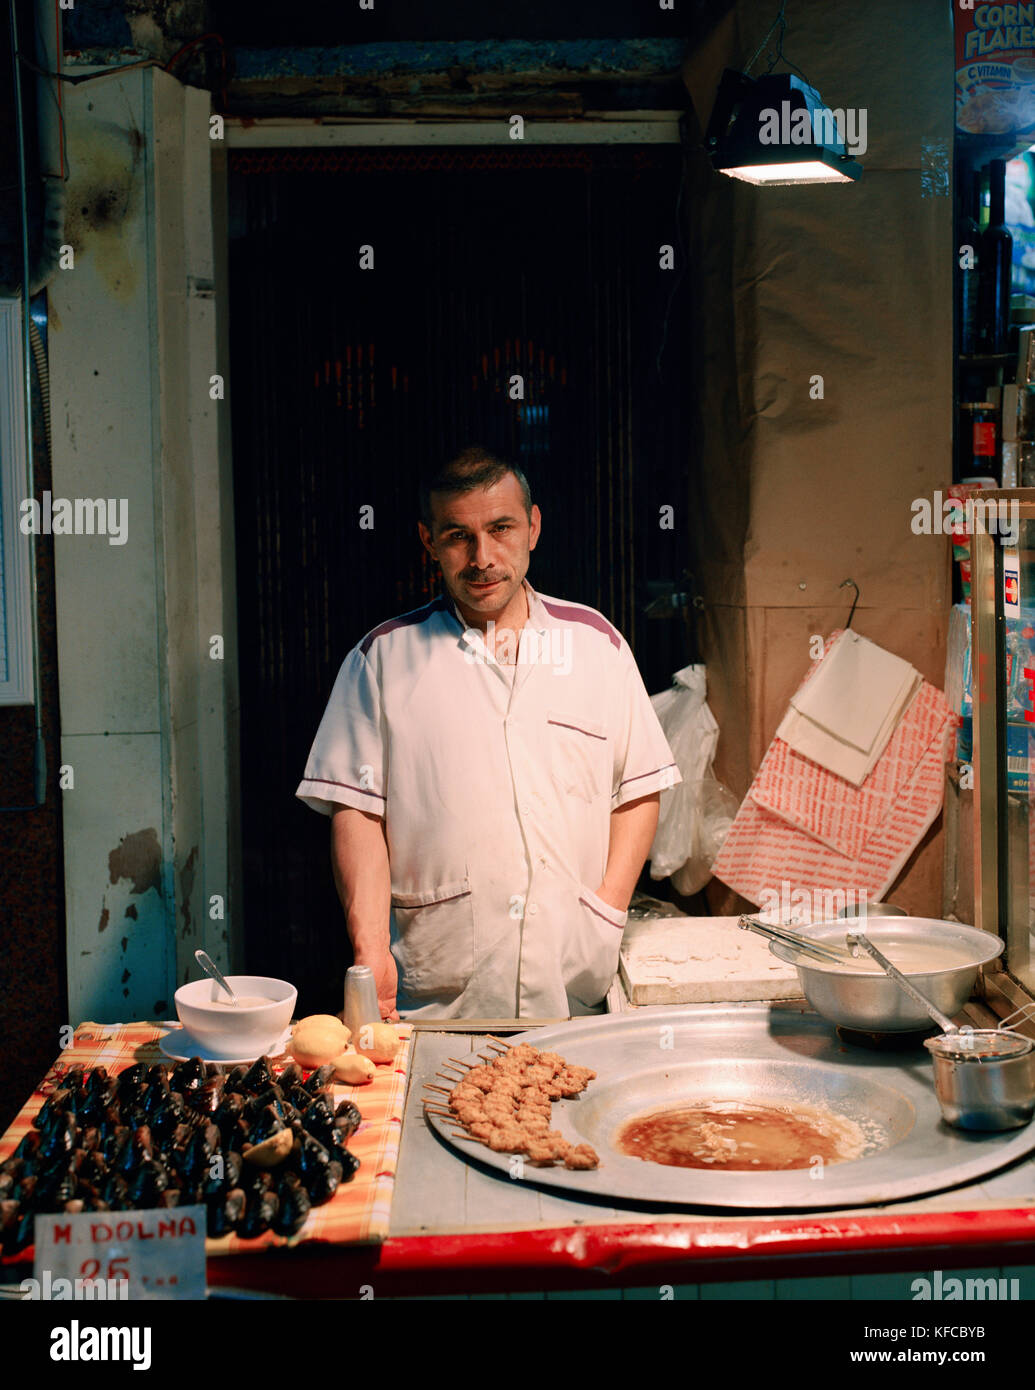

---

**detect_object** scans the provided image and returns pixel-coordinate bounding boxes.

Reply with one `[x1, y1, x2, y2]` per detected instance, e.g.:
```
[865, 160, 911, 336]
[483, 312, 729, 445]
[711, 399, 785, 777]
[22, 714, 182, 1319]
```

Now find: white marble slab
[619, 915, 800, 1006]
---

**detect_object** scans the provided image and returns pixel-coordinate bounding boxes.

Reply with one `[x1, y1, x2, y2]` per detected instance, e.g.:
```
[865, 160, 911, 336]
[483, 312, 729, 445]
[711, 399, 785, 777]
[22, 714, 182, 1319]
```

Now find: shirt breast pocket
[545, 709, 612, 804]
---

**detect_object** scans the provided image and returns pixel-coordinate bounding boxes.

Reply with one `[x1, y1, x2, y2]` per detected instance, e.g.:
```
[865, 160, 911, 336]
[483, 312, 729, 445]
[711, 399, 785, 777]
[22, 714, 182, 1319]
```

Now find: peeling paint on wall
[179, 844, 198, 937]
[108, 827, 162, 896]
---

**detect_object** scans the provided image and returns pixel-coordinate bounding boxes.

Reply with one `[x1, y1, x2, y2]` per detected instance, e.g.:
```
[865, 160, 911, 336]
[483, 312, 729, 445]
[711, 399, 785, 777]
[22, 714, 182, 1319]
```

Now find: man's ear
[418, 520, 435, 557]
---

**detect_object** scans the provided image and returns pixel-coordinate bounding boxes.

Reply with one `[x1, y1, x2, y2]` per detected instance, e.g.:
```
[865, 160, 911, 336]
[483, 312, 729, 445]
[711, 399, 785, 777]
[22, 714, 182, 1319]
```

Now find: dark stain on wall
[108, 827, 162, 897]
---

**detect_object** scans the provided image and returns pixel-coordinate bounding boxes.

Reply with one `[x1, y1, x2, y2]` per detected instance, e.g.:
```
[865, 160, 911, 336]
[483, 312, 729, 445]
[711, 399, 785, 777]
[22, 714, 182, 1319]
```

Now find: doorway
[228, 143, 693, 1011]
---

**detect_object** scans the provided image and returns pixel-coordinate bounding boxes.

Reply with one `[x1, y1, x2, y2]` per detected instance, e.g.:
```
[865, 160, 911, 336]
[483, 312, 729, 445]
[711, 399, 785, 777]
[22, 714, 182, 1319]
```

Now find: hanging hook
[838, 578, 860, 629]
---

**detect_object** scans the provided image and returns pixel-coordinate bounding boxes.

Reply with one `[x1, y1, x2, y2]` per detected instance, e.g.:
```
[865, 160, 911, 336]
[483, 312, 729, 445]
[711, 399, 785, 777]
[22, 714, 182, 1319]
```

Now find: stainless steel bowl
[768, 917, 1005, 1033]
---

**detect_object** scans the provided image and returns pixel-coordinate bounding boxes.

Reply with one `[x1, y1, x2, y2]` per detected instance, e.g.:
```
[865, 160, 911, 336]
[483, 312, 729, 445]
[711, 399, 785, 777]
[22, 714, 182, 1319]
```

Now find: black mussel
[171, 1057, 206, 1094]
[236, 1186, 279, 1239]
[0, 1156, 24, 1181]
[323, 1129, 359, 1174]
[111, 1130, 138, 1177]
[187, 1075, 225, 1115]
[159, 1189, 183, 1209]
[301, 1096, 335, 1139]
[131, 1124, 155, 1162]
[0, 1173, 13, 1201]
[302, 1064, 336, 1095]
[33, 1087, 75, 1130]
[285, 1083, 313, 1113]
[276, 1063, 304, 1091]
[13, 1130, 41, 1164]
[272, 1172, 312, 1237]
[245, 1082, 285, 1114]
[0, 1198, 19, 1243]
[207, 1187, 246, 1238]
[62, 1064, 86, 1093]
[205, 1062, 225, 1079]
[223, 1065, 250, 1094]
[178, 1124, 220, 1186]
[82, 1150, 109, 1184]
[334, 1100, 362, 1140]
[101, 1124, 130, 1165]
[63, 1199, 85, 1215]
[142, 1078, 171, 1122]
[169, 1122, 194, 1151]
[37, 1164, 78, 1211]
[211, 1091, 246, 1140]
[146, 1063, 170, 1087]
[100, 1172, 130, 1210]
[247, 1104, 286, 1147]
[306, 1157, 343, 1207]
[119, 1082, 151, 1129]
[116, 1063, 147, 1096]
[86, 1065, 111, 1093]
[13, 1174, 37, 1209]
[239, 1056, 275, 1094]
[38, 1111, 78, 1165]
[127, 1159, 169, 1208]
[292, 1125, 332, 1182]
[84, 1196, 110, 1213]
[149, 1090, 187, 1141]
[78, 1125, 101, 1154]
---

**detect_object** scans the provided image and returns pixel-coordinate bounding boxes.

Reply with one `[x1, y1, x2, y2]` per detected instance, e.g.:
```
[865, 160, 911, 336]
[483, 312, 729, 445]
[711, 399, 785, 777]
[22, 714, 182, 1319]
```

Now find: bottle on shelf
[959, 401, 1000, 485]
[958, 166, 980, 357]
[977, 159, 1014, 356]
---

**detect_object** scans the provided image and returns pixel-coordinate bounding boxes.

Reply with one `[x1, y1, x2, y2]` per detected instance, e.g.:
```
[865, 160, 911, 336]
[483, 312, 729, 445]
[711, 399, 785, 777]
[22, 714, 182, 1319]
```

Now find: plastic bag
[648, 665, 738, 894]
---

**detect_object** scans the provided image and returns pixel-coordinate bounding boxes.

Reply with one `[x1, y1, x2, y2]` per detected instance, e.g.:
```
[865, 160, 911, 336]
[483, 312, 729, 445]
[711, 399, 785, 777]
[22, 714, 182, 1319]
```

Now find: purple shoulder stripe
[540, 598, 621, 650]
[359, 594, 453, 655]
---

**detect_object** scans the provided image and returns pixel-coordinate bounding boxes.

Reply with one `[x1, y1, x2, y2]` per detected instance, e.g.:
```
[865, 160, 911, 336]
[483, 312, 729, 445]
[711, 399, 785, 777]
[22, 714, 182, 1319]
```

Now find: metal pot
[925, 1030, 1035, 1131]
[768, 917, 1005, 1033]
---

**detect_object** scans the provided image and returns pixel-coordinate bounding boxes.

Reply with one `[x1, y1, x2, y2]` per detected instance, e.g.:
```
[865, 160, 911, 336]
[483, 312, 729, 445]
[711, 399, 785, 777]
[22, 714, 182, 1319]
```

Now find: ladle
[846, 931, 958, 1034]
[738, 916, 859, 967]
[194, 948, 239, 1006]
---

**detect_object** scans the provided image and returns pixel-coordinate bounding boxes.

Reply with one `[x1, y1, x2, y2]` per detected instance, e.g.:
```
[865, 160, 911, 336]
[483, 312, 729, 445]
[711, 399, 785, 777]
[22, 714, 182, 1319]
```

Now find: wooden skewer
[447, 1057, 474, 1069]
[435, 1071, 463, 1084]
[485, 1035, 512, 1050]
[423, 1083, 452, 1095]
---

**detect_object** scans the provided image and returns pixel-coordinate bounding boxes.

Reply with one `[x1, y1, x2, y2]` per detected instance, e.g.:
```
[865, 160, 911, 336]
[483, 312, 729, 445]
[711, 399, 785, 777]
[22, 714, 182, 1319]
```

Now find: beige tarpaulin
[679, 0, 954, 914]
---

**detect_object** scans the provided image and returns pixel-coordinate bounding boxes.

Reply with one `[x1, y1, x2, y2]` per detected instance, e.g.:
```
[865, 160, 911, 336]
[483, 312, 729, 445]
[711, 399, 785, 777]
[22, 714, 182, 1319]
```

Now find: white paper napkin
[776, 631, 920, 785]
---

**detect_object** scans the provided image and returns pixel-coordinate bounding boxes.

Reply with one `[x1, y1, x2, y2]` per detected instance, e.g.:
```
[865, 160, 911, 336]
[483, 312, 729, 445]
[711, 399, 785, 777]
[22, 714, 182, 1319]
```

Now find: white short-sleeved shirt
[296, 579, 681, 1019]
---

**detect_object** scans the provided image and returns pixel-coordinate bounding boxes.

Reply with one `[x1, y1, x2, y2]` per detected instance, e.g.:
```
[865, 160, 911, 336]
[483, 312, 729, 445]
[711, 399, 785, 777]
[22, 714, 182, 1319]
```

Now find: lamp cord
[744, 0, 814, 89]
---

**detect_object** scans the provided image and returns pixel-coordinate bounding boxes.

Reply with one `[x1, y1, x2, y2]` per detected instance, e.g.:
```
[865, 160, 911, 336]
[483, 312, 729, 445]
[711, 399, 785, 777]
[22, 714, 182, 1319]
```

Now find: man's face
[419, 475, 541, 622]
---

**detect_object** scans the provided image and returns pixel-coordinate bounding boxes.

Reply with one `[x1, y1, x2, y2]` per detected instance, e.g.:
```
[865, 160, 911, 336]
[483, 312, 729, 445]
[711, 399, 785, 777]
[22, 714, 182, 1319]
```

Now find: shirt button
[521, 803, 531, 814]
[527, 902, 538, 915]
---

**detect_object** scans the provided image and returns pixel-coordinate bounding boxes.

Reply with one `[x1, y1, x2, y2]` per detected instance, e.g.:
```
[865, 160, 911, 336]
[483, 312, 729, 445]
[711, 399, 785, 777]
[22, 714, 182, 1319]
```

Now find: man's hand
[356, 949, 400, 1022]
[593, 880, 631, 913]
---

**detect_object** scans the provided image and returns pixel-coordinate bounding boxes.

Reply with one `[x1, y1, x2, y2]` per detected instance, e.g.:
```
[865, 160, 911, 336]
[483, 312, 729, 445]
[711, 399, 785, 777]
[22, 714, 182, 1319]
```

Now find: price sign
[30, 1206, 206, 1300]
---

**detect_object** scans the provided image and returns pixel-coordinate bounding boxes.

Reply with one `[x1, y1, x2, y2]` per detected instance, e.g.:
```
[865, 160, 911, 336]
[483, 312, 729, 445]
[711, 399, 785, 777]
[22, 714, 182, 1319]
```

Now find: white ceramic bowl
[174, 974, 296, 1057]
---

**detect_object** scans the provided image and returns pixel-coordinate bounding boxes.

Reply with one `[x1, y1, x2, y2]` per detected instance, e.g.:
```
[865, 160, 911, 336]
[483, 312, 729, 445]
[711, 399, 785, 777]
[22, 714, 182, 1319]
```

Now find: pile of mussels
[0, 1055, 361, 1255]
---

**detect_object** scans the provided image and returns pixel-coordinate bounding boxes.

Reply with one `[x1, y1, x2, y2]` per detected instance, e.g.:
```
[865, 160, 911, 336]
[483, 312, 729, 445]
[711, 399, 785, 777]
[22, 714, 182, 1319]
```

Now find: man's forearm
[598, 792, 660, 910]
[330, 805, 391, 956]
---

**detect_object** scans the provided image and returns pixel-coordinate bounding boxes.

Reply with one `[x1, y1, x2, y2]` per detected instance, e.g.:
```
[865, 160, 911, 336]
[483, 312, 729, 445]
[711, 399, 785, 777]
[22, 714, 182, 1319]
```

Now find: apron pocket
[563, 883, 627, 1008]
[545, 710, 611, 803]
[390, 876, 475, 998]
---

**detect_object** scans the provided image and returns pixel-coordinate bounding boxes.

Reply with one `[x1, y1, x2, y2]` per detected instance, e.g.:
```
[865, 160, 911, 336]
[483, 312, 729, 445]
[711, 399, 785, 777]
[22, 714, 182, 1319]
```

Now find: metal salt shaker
[344, 964, 380, 1038]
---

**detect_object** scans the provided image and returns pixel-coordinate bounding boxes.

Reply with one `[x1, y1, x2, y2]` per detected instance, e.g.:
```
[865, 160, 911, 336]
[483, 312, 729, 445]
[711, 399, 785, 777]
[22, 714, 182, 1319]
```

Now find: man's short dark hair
[420, 446, 533, 530]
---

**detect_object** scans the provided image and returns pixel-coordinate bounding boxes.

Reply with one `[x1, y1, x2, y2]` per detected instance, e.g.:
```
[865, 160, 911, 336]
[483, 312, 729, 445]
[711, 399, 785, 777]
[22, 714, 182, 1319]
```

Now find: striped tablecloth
[0, 1020, 413, 1256]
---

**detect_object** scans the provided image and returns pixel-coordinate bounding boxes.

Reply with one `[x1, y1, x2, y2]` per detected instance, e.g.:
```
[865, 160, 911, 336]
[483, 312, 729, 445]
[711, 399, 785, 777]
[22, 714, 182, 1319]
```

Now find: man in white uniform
[296, 447, 680, 1019]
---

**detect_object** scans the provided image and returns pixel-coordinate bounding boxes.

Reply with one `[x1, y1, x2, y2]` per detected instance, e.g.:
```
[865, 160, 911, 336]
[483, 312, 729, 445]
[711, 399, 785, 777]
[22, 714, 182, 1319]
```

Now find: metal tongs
[738, 916, 859, 966]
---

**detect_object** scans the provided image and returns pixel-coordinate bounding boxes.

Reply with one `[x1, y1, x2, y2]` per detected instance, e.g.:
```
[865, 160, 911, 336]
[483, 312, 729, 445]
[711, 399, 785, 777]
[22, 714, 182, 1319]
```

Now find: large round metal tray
[424, 1004, 1035, 1210]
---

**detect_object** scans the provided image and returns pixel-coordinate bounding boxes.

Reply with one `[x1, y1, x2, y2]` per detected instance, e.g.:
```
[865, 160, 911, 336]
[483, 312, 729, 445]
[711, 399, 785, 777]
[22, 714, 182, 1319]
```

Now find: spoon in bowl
[194, 948, 239, 1006]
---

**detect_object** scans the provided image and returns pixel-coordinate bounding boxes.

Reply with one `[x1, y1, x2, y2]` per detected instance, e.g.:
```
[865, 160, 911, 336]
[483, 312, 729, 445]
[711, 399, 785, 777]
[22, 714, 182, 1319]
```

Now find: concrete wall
[49, 67, 240, 1022]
